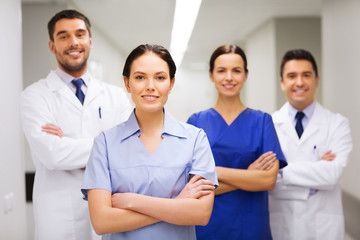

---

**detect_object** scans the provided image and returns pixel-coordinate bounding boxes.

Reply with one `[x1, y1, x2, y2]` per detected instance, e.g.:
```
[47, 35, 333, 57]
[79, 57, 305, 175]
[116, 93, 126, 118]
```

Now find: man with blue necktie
[20, 9, 131, 240]
[269, 49, 352, 240]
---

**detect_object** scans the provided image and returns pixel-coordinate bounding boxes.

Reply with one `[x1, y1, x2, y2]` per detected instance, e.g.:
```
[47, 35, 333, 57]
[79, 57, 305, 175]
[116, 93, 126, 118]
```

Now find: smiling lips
[293, 88, 307, 95]
[223, 84, 236, 90]
[142, 95, 159, 101]
[66, 49, 83, 57]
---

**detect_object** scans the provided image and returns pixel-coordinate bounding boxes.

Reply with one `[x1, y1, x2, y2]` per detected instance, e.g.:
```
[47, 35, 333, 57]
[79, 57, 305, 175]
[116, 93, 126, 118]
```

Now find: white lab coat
[21, 71, 132, 240]
[269, 101, 352, 240]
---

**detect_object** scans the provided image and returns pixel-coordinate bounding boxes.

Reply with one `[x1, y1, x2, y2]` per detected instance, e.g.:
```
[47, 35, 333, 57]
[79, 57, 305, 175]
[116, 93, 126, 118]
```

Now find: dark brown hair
[47, 9, 91, 41]
[209, 44, 248, 73]
[123, 44, 176, 79]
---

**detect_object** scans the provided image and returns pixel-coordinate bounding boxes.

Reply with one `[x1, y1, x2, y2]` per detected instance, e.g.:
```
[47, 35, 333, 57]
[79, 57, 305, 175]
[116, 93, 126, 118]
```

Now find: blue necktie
[72, 78, 85, 105]
[295, 111, 305, 138]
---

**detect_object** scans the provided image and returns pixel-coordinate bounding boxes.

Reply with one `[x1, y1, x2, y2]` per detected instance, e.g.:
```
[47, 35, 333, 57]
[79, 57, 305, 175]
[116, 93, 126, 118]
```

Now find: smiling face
[281, 59, 319, 111]
[210, 53, 247, 98]
[124, 52, 174, 114]
[49, 18, 92, 77]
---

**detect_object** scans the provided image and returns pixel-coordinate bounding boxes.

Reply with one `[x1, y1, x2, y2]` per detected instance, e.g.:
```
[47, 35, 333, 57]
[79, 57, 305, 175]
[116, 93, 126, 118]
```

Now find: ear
[49, 40, 55, 54]
[209, 71, 214, 82]
[123, 77, 131, 93]
[280, 77, 285, 91]
[89, 37, 93, 48]
[315, 76, 319, 88]
[169, 78, 175, 92]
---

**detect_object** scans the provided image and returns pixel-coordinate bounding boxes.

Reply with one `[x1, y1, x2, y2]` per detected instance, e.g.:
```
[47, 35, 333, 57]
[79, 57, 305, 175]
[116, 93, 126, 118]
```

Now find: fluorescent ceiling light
[170, 0, 202, 68]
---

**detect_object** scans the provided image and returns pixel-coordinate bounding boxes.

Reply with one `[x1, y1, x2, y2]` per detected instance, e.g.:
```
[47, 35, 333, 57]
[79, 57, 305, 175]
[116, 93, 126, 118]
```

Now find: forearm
[282, 160, 346, 189]
[27, 134, 94, 170]
[124, 192, 214, 226]
[217, 160, 279, 191]
[88, 189, 160, 235]
[215, 181, 237, 195]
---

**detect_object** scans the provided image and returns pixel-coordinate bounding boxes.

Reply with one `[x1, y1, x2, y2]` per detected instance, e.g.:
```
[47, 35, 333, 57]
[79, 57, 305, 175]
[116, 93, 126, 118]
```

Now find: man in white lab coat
[269, 49, 352, 240]
[21, 10, 132, 240]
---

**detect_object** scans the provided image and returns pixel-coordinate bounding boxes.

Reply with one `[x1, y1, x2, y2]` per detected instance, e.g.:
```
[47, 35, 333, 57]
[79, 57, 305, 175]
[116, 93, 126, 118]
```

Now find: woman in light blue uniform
[187, 44, 287, 239]
[82, 44, 218, 239]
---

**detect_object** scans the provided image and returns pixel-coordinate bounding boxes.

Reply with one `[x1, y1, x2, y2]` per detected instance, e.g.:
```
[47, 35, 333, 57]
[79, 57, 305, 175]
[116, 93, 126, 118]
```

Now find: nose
[69, 34, 79, 47]
[225, 71, 232, 81]
[145, 78, 155, 92]
[295, 76, 304, 87]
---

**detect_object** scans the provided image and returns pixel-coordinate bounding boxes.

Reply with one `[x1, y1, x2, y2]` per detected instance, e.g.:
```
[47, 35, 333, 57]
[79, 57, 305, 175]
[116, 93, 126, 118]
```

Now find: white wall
[245, 20, 277, 113]
[322, 1, 360, 238]
[166, 68, 216, 122]
[322, 0, 360, 200]
[0, 0, 27, 239]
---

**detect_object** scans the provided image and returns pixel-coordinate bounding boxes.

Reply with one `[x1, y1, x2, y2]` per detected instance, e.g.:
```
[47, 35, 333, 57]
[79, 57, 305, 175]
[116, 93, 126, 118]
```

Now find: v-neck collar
[211, 107, 249, 127]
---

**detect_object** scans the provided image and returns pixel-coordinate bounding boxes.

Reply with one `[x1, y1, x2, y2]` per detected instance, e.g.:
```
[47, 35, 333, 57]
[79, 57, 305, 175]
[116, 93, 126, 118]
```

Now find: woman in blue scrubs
[187, 44, 287, 240]
[81, 44, 218, 240]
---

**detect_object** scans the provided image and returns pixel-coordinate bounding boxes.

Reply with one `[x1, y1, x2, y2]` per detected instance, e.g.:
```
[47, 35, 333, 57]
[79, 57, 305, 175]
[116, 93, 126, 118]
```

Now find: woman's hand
[111, 192, 135, 210]
[176, 175, 215, 199]
[248, 151, 276, 170]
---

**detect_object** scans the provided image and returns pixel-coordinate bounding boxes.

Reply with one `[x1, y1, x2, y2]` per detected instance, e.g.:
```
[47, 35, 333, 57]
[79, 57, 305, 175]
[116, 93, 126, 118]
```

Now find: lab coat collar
[120, 108, 187, 141]
[275, 101, 325, 144]
[45, 71, 105, 110]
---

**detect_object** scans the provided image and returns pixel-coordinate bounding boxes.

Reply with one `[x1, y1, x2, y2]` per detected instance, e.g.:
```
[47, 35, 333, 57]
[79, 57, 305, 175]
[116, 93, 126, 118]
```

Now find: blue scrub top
[187, 108, 287, 240]
[82, 109, 218, 240]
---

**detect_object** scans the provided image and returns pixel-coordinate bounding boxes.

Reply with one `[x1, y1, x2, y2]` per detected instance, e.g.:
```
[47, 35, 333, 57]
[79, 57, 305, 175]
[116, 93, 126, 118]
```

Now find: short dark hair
[122, 44, 177, 79]
[280, 49, 318, 78]
[47, 9, 91, 41]
[209, 44, 248, 73]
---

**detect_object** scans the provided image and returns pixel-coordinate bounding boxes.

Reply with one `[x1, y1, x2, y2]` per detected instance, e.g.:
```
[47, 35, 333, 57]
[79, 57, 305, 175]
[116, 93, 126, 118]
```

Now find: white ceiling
[22, 0, 322, 69]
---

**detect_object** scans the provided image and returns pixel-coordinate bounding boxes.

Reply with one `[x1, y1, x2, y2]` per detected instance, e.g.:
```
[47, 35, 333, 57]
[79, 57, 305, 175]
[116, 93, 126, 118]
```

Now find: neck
[214, 94, 246, 125]
[59, 66, 87, 79]
[135, 108, 164, 137]
[214, 94, 245, 114]
[290, 99, 315, 112]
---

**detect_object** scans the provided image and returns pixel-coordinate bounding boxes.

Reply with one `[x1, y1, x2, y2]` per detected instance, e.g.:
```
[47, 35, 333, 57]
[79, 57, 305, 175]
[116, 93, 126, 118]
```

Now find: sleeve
[262, 114, 287, 169]
[81, 132, 112, 200]
[282, 116, 352, 190]
[20, 87, 94, 171]
[186, 113, 198, 127]
[189, 129, 219, 187]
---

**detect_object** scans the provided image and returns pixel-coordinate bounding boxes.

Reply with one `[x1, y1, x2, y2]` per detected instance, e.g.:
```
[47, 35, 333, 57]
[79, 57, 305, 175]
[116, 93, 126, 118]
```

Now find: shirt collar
[288, 100, 316, 121]
[120, 109, 187, 141]
[55, 67, 91, 87]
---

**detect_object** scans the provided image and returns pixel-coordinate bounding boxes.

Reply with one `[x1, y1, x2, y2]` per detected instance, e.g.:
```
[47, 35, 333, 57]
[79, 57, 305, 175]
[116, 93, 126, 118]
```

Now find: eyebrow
[133, 71, 168, 75]
[56, 28, 87, 37]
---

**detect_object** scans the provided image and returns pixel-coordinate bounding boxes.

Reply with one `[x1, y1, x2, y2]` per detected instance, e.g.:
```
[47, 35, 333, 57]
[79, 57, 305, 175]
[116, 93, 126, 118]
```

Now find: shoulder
[187, 108, 215, 125]
[21, 77, 53, 104]
[188, 108, 213, 119]
[244, 108, 273, 123]
[166, 111, 205, 139]
[315, 102, 349, 126]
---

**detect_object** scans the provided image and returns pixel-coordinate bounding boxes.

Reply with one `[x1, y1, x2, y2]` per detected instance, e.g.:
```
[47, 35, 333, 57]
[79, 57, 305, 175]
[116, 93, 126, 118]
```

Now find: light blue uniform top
[82, 109, 218, 240]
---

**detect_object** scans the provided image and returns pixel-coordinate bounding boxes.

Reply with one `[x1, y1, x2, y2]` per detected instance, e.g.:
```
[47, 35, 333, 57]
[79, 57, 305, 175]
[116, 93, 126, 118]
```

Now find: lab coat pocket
[98, 107, 119, 131]
[311, 144, 327, 162]
[316, 213, 344, 240]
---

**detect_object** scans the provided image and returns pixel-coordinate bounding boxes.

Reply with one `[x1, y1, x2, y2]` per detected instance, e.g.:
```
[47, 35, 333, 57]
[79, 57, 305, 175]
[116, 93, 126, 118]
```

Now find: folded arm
[215, 151, 278, 195]
[282, 117, 352, 190]
[217, 160, 279, 193]
[21, 89, 93, 170]
[89, 175, 215, 235]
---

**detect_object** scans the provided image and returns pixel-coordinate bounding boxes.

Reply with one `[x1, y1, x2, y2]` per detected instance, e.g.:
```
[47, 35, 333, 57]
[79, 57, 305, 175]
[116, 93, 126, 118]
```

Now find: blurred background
[1, 0, 359, 239]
